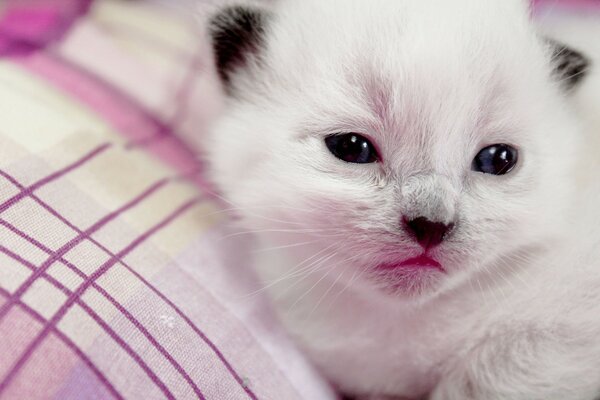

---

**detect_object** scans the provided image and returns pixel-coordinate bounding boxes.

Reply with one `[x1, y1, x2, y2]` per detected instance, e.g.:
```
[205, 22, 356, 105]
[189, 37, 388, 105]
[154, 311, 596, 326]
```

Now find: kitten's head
[207, 0, 590, 298]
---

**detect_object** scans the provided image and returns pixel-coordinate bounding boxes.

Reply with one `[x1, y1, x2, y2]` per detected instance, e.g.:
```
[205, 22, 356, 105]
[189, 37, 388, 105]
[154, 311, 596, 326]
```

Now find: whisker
[324, 257, 370, 313]
[238, 243, 339, 300]
[219, 227, 341, 241]
[252, 240, 316, 253]
[286, 252, 364, 313]
[278, 252, 340, 307]
[306, 268, 346, 320]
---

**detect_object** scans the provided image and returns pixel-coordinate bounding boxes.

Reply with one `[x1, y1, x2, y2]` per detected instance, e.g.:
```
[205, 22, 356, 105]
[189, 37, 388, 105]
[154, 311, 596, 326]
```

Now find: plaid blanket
[0, 1, 335, 399]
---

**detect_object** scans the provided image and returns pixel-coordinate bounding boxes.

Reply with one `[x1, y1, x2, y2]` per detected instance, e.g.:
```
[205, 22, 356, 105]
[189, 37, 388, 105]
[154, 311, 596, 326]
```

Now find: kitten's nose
[403, 217, 454, 250]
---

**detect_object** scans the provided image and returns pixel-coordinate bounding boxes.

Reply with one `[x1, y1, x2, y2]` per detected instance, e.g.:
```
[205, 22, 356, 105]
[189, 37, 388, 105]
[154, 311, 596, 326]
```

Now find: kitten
[205, 0, 600, 399]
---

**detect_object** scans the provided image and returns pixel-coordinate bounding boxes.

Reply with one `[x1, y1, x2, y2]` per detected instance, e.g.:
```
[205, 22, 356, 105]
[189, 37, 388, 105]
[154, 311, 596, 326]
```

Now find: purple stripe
[0, 198, 201, 398]
[73, 299, 177, 398]
[47, 52, 173, 142]
[88, 280, 207, 399]
[0, 237, 190, 399]
[0, 0, 94, 56]
[120, 258, 262, 400]
[95, 233, 260, 400]
[42, 317, 123, 400]
[0, 177, 168, 324]
[0, 221, 207, 398]
[43, 52, 199, 161]
[0, 143, 111, 214]
[0, 17, 256, 396]
[0, 244, 44, 279]
[104, 235, 260, 400]
[131, 43, 205, 147]
[20, 305, 123, 400]
[1, 170, 256, 397]
[14, 52, 214, 193]
[0, 245, 123, 400]
[38, 52, 211, 188]
[0, 176, 207, 397]
[0, 218, 207, 399]
[104, 199, 260, 400]
[0, 221, 88, 280]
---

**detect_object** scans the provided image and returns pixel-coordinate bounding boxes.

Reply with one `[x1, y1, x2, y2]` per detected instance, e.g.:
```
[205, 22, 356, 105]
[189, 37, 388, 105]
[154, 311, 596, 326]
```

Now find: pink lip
[378, 254, 444, 272]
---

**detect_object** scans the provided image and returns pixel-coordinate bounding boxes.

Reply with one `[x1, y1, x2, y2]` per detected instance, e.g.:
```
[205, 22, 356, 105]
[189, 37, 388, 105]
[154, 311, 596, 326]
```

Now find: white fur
[205, 1, 600, 398]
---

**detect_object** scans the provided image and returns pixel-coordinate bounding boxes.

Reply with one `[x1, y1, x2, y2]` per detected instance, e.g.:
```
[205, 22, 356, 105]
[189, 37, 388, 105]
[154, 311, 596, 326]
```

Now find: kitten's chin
[369, 263, 447, 299]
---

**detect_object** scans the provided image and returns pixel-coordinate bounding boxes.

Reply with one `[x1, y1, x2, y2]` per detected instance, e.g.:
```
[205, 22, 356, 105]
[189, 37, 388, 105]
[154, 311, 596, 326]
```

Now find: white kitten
[205, 1, 600, 398]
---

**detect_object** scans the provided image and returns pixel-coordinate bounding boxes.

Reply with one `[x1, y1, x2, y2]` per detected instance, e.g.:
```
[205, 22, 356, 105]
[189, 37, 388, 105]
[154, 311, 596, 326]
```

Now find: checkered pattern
[0, 1, 335, 399]
[0, 134, 288, 399]
[0, 143, 211, 399]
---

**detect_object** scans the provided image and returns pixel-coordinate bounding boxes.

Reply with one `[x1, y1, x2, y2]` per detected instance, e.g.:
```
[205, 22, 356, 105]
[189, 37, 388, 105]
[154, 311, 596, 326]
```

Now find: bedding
[0, 1, 335, 399]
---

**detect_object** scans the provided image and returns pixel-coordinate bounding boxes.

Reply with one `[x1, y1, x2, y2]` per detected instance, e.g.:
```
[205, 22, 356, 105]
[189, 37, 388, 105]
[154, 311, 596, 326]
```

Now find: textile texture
[0, 1, 335, 399]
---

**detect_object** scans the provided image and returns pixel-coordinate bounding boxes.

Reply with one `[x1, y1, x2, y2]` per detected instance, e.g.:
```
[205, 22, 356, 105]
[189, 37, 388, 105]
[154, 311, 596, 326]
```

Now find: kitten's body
[205, 1, 600, 398]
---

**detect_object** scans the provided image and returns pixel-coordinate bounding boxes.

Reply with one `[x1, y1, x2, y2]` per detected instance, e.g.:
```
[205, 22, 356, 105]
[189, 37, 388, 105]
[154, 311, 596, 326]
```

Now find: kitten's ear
[546, 38, 590, 91]
[209, 5, 270, 91]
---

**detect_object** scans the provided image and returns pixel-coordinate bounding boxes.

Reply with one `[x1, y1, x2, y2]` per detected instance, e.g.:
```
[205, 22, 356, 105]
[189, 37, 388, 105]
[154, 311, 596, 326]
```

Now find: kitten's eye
[325, 133, 379, 164]
[472, 144, 518, 175]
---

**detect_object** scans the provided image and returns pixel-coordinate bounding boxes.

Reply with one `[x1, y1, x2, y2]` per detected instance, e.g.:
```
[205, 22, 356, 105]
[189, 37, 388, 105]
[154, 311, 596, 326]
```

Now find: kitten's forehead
[265, 0, 544, 162]
[271, 0, 534, 65]
[268, 0, 541, 100]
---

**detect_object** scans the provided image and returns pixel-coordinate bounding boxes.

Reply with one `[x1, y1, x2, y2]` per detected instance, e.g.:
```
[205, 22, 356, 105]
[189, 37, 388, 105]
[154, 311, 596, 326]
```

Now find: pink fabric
[0, 0, 92, 55]
[0, 1, 335, 399]
[533, 0, 600, 13]
[534, 0, 600, 7]
[13, 53, 206, 186]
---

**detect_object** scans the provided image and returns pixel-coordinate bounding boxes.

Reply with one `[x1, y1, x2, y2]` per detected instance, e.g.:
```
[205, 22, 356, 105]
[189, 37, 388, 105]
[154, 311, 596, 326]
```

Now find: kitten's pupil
[325, 133, 378, 164]
[472, 144, 518, 175]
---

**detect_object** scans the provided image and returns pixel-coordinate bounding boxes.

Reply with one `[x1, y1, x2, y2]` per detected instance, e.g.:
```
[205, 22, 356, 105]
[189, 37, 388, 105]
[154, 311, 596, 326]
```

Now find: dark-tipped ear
[209, 5, 269, 89]
[546, 38, 591, 91]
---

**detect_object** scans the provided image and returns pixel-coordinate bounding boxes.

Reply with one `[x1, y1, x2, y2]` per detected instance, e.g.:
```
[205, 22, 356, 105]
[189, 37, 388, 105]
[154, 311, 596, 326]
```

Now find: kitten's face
[208, 0, 585, 298]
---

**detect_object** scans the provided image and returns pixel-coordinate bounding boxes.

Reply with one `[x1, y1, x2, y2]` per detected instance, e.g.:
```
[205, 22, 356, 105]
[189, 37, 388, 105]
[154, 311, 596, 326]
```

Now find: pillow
[0, 1, 335, 399]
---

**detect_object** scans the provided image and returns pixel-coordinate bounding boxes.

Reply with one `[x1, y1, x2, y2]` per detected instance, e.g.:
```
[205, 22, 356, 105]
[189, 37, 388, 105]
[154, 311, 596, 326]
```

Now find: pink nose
[403, 217, 454, 250]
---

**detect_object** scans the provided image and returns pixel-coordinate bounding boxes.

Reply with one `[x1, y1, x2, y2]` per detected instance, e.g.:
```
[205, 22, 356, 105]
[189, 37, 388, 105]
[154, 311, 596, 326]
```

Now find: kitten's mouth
[377, 254, 445, 273]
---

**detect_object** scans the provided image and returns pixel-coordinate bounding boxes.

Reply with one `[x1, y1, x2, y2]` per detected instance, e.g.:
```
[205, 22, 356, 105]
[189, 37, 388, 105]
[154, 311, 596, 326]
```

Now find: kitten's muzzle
[399, 173, 459, 233]
[403, 216, 455, 250]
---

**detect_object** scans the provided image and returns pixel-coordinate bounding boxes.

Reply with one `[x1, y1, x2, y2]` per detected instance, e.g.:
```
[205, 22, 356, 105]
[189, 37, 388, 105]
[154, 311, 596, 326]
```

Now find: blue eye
[472, 144, 518, 175]
[325, 133, 379, 164]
